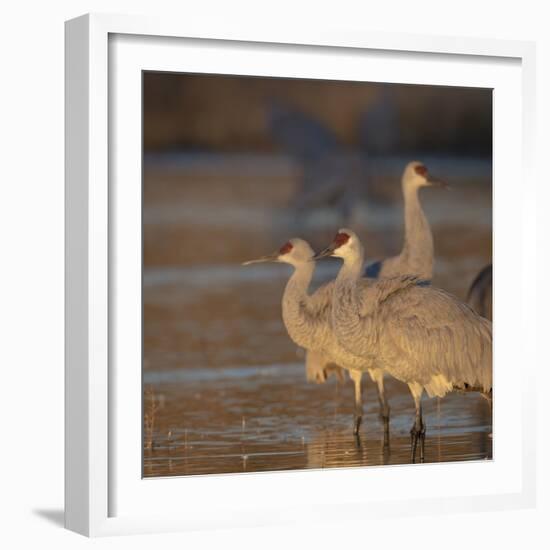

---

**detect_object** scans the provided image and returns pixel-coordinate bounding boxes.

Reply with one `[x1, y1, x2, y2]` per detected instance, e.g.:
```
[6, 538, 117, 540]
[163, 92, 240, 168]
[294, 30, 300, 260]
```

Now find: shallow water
[143, 364, 492, 477]
[143, 153, 492, 477]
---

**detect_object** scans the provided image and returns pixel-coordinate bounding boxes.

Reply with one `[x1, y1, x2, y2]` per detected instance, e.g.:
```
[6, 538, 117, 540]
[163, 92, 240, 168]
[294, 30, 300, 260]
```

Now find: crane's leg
[408, 382, 426, 463]
[349, 370, 363, 436]
[369, 368, 390, 445]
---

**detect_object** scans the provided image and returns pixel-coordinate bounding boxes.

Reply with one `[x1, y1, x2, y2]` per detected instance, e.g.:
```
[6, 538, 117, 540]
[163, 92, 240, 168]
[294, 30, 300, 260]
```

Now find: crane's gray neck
[281, 261, 320, 350]
[332, 249, 377, 357]
[333, 251, 365, 321]
[400, 184, 434, 279]
[332, 251, 376, 361]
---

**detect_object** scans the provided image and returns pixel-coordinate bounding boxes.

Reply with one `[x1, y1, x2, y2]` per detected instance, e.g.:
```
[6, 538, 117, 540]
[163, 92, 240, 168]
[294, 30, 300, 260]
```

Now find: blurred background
[142, 72, 492, 477]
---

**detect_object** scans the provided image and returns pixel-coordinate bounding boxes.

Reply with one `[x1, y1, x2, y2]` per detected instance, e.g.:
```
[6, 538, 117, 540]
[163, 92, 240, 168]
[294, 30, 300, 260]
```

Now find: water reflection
[143, 363, 492, 477]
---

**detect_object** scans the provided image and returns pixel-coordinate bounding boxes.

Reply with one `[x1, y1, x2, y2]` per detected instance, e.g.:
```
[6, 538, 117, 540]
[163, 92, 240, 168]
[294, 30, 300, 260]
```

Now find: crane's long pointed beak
[242, 252, 279, 266]
[312, 245, 336, 261]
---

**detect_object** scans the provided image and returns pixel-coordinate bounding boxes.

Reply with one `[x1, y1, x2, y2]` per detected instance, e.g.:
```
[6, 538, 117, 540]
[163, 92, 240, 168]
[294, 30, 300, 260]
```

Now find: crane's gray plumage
[466, 264, 492, 321]
[364, 160, 446, 281]
[306, 161, 445, 436]
[278, 243, 391, 435]
[315, 228, 492, 461]
[243, 238, 384, 434]
[345, 277, 492, 395]
[245, 239, 371, 374]
[325, 229, 492, 394]
[309, 160, 442, 383]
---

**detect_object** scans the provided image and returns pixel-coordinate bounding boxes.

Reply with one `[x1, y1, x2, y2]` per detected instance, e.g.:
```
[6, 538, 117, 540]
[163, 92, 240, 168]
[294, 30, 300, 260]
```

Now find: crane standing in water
[314, 229, 492, 462]
[306, 161, 446, 436]
[244, 239, 379, 436]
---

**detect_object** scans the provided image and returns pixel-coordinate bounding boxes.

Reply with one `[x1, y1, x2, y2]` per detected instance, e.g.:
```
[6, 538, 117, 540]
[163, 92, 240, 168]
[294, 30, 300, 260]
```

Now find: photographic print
[142, 72, 492, 477]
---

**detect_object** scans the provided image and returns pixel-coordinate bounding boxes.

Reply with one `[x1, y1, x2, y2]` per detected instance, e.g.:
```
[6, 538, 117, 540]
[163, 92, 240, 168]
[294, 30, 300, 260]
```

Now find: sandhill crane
[466, 264, 492, 320]
[314, 229, 492, 462]
[243, 239, 380, 436]
[364, 160, 447, 280]
[306, 160, 446, 435]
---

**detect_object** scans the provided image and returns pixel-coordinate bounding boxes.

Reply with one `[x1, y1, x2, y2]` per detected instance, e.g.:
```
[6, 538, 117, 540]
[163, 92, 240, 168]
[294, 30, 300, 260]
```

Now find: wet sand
[143, 153, 492, 477]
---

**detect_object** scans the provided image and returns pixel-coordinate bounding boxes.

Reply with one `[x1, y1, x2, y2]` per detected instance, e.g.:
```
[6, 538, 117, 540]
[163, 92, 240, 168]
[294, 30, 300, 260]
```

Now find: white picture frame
[65, 12, 537, 537]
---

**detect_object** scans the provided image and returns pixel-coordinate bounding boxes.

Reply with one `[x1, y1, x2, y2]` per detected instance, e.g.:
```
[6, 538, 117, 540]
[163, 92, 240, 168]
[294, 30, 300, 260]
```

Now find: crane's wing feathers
[300, 277, 373, 330]
[357, 275, 422, 316]
[375, 283, 492, 393]
[292, 280, 334, 331]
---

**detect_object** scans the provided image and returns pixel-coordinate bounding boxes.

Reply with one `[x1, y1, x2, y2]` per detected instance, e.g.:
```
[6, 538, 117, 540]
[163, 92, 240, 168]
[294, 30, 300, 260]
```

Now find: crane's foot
[353, 414, 362, 436]
[378, 404, 390, 446]
[382, 440, 391, 464]
[382, 417, 390, 448]
[410, 420, 426, 463]
[381, 409, 390, 431]
[419, 429, 426, 462]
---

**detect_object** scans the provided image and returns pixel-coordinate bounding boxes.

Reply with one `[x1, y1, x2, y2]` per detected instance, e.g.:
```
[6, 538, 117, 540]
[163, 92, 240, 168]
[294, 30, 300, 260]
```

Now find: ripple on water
[143, 364, 492, 477]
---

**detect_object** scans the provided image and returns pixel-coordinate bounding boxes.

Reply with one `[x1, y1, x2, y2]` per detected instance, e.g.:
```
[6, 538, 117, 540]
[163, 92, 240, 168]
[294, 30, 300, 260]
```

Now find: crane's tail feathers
[425, 374, 454, 398]
[453, 382, 493, 399]
[451, 314, 493, 395]
[425, 310, 492, 399]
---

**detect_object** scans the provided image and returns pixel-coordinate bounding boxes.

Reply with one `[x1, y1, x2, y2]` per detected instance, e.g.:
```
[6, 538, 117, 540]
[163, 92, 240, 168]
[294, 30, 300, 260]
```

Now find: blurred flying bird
[267, 100, 368, 224]
[315, 229, 492, 463]
[358, 86, 400, 156]
[267, 100, 339, 162]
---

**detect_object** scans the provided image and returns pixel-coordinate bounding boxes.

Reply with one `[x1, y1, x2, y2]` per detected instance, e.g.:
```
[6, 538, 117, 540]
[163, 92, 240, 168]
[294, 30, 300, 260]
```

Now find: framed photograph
[65, 13, 537, 536]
